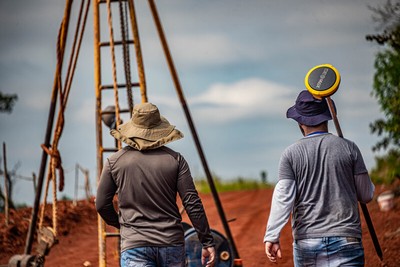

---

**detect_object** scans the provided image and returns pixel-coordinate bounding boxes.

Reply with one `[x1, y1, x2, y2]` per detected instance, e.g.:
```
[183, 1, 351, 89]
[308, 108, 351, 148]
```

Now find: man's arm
[95, 159, 120, 229]
[176, 155, 214, 248]
[354, 172, 375, 203]
[264, 179, 296, 263]
[264, 179, 296, 243]
[351, 143, 375, 204]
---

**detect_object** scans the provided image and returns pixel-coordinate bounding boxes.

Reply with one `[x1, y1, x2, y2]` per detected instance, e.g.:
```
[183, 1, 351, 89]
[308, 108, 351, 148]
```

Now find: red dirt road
[1, 187, 399, 266]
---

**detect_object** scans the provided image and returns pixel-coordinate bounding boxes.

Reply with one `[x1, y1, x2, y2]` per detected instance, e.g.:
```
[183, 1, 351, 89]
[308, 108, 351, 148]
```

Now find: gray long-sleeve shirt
[264, 133, 375, 243]
[96, 146, 214, 252]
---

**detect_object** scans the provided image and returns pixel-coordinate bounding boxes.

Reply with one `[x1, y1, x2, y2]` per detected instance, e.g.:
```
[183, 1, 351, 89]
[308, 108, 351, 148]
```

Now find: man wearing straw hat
[96, 102, 215, 267]
[263, 91, 375, 266]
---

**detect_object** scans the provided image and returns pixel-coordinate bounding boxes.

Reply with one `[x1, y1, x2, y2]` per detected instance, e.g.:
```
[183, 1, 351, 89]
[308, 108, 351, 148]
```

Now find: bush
[370, 149, 400, 185]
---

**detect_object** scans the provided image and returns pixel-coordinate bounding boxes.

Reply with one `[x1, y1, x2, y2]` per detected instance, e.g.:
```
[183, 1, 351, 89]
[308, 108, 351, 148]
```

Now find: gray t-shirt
[264, 133, 373, 242]
[96, 146, 214, 252]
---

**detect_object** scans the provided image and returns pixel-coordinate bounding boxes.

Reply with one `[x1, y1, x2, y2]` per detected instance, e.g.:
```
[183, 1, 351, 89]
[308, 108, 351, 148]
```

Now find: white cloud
[188, 78, 295, 123]
[171, 34, 246, 66]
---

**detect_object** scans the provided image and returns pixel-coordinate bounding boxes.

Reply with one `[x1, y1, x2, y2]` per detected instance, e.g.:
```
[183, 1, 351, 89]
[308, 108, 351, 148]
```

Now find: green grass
[194, 177, 273, 194]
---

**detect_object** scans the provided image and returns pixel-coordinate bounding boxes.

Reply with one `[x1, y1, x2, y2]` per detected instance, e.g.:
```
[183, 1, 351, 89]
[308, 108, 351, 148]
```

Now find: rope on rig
[106, 0, 122, 149]
[38, 0, 90, 239]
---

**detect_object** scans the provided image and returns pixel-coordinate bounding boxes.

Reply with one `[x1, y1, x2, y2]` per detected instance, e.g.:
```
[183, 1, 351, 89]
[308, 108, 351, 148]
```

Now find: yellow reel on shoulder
[304, 64, 340, 98]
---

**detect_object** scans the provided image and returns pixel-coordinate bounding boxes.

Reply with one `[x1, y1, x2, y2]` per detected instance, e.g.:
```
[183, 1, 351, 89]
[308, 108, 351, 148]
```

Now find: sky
[0, 0, 389, 206]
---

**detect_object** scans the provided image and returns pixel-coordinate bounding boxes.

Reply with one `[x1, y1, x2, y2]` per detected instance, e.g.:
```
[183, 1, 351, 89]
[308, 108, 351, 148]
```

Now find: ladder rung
[98, 0, 127, 4]
[101, 82, 140, 90]
[105, 232, 120, 237]
[102, 147, 119, 153]
[100, 40, 134, 47]
[101, 108, 130, 115]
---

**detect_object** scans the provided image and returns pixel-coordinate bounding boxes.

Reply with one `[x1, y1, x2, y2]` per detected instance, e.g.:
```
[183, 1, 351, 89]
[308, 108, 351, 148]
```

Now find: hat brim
[286, 105, 332, 126]
[110, 128, 184, 151]
[117, 116, 175, 141]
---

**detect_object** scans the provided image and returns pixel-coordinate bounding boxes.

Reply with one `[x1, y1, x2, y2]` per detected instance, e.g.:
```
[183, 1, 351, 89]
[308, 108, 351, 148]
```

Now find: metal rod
[326, 96, 383, 261]
[3, 142, 9, 227]
[100, 40, 134, 46]
[24, 33, 60, 256]
[326, 97, 343, 138]
[93, 0, 108, 265]
[32, 172, 37, 193]
[147, 0, 240, 259]
[74, 163, 79, 206]
[24, 0, 73, 254]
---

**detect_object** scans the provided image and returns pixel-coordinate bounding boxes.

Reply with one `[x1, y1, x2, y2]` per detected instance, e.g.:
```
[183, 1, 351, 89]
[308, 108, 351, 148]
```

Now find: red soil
[1, 184, 399, 267]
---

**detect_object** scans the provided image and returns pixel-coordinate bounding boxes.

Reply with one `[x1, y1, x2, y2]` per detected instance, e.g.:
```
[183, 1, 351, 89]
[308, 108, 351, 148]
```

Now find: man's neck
[300, 123, 328, 136]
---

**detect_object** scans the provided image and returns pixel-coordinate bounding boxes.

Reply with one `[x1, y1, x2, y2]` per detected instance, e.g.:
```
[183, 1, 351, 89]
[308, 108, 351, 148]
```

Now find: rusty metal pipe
[147, 0, 240, 260]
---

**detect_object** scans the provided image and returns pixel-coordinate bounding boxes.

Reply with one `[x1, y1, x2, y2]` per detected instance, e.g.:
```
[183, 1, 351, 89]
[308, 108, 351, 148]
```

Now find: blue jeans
[120, 246, 185, 267]
[293, 237, 365, 266]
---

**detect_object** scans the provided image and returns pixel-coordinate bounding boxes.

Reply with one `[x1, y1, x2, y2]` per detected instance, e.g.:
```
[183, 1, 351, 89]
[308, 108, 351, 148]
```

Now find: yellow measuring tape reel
[304, 64, 341, 98]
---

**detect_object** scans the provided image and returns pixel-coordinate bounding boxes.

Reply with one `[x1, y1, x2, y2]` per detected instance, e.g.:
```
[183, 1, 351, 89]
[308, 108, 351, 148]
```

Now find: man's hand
[265, 241, 282, 263]
[201, 246, 216, 267]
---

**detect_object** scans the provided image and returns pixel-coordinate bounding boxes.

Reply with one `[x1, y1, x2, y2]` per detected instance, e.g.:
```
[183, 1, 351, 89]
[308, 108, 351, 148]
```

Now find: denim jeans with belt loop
[293, 236, 365, 267]
[120, 246, 185, 267]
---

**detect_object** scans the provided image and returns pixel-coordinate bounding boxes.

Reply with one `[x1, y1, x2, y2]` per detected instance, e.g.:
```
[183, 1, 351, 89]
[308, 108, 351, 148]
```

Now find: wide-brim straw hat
[286, 90, 334, 126]
[110, 102, 183, 150]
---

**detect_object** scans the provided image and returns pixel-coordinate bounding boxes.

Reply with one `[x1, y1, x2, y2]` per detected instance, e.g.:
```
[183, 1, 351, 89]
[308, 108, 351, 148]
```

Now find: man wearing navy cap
[263, 90, 375, 266]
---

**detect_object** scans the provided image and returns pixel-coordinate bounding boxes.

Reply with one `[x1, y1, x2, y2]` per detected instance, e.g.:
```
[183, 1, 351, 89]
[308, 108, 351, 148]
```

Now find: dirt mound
[0, 199, 98, 264]
[1, 186, 399, 267]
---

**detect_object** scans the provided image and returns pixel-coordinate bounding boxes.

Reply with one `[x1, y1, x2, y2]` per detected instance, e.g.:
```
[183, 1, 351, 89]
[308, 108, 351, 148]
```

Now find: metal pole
[24, 0, 73, 254]
[147, 0, 240, 259]
[326, 96, 383, 261]
[74, 163, 79, 206]
[32, 173, 37, 194]
[92, 1, 108, 266]
[3, 142, 9, 227]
